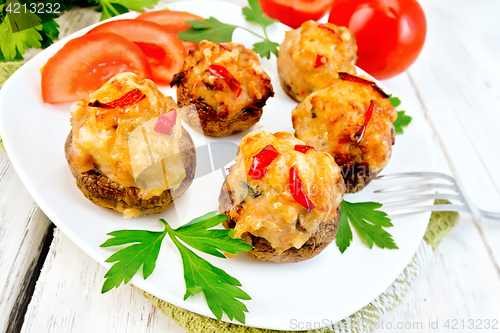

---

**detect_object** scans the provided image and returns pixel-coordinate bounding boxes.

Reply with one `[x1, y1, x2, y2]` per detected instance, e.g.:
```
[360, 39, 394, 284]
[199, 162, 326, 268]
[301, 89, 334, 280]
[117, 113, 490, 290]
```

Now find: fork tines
[373, 171, 471, 216]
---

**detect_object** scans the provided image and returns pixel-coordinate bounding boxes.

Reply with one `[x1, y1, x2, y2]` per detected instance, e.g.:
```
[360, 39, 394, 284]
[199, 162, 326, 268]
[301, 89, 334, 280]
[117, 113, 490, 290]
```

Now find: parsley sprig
[177, 0, 279, 59]
[100, 211, 253, 324]
[389, 95, 413, 134]
[336, 200, 398, 254]
[0, 0, 158, 62]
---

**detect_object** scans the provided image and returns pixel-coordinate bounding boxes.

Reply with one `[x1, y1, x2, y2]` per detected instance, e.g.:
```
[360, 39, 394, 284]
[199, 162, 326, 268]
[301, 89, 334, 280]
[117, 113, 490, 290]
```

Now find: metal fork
[372, 171, 500, 221]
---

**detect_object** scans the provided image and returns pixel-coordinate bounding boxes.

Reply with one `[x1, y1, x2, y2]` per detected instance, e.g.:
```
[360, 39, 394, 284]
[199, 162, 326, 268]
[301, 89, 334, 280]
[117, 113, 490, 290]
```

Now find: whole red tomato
[258, 0, 334, 29]
[328, 0, 426, 80]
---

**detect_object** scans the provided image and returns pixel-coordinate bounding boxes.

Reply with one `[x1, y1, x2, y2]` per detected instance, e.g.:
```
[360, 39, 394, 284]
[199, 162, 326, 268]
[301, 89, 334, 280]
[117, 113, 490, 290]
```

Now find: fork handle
[479, 209, 500, 221]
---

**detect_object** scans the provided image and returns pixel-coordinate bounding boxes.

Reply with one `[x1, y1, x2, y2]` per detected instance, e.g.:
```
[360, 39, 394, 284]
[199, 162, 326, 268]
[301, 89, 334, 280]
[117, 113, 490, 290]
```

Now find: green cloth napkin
[0, 57, 460, 333]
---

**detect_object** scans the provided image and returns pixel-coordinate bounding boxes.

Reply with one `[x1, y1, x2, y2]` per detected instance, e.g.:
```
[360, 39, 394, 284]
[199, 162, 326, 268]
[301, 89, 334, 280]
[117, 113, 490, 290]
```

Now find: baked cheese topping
[225, 131, 345, 253]
[292, 78, 397, 173]
[278, 20, 357, 102]
[68, 73, 186, 200]
[179, 40, 272, 118]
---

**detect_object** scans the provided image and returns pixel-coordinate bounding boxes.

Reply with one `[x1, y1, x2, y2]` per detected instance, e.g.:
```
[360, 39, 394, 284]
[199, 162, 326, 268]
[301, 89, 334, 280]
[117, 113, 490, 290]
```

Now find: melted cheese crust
[277, 20, 357, 102]
[68, 73, 185, 199]
[225, 131, 345, 253]
[180, 40, 272, 118]
[292, 79, 397, 172]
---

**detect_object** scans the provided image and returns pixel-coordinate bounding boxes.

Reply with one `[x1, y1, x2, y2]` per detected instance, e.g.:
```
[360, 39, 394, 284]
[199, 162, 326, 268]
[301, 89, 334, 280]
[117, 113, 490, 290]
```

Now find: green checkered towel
[0, 59, 459, 333]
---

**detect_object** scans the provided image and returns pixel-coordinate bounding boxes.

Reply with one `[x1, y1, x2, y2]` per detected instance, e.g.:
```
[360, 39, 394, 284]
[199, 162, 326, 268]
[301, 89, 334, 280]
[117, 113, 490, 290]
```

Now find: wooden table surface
[1, 0, 499, 332]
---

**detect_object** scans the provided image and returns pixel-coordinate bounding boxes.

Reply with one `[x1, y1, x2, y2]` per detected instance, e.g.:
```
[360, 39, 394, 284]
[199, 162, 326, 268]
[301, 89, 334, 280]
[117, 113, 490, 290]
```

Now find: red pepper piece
[207, 64, 242, 97]
[88, 88, 146, 108]
[354, 100, 375, 142]
[290, 166, 315, 212]
[248, 145, 280, 180]
[294, 145, 314, 154]
[314, 54, 328, 68]
[219, 43, 230, 51]
[318, 23, 342, 41]
[338, 72, 389, 98]
[154, 109, 177, 135]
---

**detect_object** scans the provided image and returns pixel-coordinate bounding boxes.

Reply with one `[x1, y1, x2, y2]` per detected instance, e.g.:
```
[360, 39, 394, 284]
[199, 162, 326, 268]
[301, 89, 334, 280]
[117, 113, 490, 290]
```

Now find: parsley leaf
[252, 39, 280, 58]
[169, 211, 253, 258]
[242, 0, 278, 30]
[178, 0, 279, 59]
[99, 0, 129, 20]
[388, 94, 412, 134]
[110, 0, 157, 13]
[100, 211, 252, 324]
[336, 200, 398, 253]
[164, 212, 252, 323]
[97, 0, 158, 21]
[1, 0, 159, 60]
[178, 17, 238, 44]
[388, 95, 401, 108]
[39, 20, 60, 49]
[100, 228, 167, 293]
[98, 0, 158, 21]
[336, 206, 354, 254]
[168, 233, 251, 323]
[0, 49, 23, 62]
[0, 16, 42, 62]
[393, 111, 412, 134]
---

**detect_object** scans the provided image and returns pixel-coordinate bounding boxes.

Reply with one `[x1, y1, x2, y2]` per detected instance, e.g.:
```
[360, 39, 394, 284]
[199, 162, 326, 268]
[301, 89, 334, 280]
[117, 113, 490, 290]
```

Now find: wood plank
[374, 214, 500, 333]
[20, 228, 185, 333]
[408, 0, 500, 212]
[375, 73, 500, 331]
[408, 0, 500, 270]
[14, 2, 500, 333]
[0, 150, 52, 332]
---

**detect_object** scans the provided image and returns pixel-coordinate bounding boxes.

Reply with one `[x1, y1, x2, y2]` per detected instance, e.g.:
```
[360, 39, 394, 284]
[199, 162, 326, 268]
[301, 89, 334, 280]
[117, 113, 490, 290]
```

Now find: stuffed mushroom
[65, 72, 196, 218]
[219, 131, 345, 263]
[277, 20, 357, 102]
[292, 73, 397, 193]
[171, 41, 274, 137]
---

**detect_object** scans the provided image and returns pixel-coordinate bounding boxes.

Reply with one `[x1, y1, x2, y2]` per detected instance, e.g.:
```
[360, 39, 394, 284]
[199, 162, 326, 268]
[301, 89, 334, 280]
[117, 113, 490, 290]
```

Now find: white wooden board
[0, 151, 52, 332]
[20, 228, 184, 333]
[1, 0, 500, 332]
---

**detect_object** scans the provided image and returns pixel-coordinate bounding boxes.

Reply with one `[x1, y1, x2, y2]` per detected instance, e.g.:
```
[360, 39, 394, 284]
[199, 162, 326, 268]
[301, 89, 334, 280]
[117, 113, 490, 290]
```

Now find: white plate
[0, 1, 436, 330]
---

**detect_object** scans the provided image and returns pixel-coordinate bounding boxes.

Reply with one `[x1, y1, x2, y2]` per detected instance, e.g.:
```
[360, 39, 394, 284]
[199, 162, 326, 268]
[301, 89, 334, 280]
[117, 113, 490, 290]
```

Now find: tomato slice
[87, 19, 186, 84]
[41, 32, 152, 104]
[258, 0, 334, 28]
[135, 10, 204, 52]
